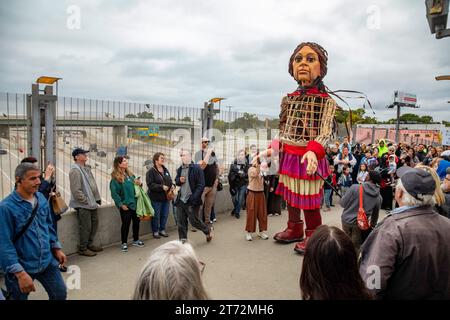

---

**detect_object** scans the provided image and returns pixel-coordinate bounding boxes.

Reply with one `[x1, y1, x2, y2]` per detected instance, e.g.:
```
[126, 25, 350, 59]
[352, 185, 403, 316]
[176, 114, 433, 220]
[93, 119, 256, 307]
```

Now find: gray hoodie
[340, 182, 382, 226]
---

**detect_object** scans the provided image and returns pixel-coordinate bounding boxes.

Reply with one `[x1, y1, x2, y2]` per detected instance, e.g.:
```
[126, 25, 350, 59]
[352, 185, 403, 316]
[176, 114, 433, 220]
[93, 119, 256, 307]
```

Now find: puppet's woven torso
[279, 94, 336, 147]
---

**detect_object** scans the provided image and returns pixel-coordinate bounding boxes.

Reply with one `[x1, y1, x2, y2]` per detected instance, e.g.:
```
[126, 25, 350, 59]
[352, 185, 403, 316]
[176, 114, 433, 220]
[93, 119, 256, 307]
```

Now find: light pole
[226, 106, 233, 131]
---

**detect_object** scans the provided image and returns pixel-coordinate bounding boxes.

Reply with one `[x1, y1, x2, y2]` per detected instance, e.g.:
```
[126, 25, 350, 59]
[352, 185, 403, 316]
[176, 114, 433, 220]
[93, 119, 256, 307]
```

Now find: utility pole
[28, 76, 61, 170]
[201, 97, 224, 139]
[226, 106, 233, 131]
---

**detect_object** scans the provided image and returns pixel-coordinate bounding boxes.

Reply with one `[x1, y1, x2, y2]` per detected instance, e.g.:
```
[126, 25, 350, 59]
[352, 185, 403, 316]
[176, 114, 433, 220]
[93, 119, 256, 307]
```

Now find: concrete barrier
[58, 185, 234, 255]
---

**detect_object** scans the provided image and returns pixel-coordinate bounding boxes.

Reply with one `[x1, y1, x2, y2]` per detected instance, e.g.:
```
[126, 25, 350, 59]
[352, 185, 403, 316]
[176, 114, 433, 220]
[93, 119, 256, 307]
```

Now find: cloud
[0, 0, 449, 122]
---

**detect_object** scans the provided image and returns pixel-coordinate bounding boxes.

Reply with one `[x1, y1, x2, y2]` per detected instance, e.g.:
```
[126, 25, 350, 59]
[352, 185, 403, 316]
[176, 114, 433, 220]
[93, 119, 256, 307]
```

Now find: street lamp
[436, 75, 450, 80]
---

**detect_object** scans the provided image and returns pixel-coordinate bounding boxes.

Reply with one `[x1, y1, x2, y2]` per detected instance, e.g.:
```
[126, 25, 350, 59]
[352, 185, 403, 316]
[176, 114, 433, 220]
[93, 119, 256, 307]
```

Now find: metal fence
[0, 92, 277, 205]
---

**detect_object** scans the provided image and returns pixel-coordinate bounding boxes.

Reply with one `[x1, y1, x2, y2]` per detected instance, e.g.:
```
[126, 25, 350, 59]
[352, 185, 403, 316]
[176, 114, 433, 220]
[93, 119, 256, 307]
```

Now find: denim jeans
[323, 189, 332, 208]
[5, 261, 67, 300]
[151, 200, 170, 233]
[233, 185, 247, 216]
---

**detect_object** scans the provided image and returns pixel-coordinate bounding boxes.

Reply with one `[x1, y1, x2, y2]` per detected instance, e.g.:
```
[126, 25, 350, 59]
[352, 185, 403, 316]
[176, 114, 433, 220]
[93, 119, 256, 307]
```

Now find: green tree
[213, 119, 227, 132]
[231, 113, 264, 129]
[125, 113, 137, 118]
[181, 116, 192, 122]
[137, 111, 154, 119]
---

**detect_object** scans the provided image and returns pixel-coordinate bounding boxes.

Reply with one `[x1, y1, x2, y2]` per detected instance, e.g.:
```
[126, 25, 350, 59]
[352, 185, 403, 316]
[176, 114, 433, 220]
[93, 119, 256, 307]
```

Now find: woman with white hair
[133, 240, 208, 300]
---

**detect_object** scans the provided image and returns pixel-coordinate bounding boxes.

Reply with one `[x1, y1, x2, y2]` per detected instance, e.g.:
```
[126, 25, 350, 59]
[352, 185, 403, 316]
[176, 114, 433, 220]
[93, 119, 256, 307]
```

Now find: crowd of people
[1, 135, 450, 300]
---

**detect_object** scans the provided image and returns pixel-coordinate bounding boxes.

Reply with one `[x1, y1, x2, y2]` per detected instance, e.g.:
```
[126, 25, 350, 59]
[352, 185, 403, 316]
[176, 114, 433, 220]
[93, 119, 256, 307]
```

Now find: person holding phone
[110, 156, 144, 252]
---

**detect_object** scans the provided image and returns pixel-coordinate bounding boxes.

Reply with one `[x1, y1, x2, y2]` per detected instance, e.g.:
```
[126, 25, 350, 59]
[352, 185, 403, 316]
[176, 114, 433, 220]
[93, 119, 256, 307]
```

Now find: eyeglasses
[199, 261, 206, 275]
[202, 141, 209, 144]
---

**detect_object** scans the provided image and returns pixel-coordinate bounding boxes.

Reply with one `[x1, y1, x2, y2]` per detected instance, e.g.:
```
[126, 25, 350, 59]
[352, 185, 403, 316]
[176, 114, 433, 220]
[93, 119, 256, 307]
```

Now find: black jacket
[146, 166, 173, 202]
[175, 163, 205, 206]
[228, 160, 249, 190]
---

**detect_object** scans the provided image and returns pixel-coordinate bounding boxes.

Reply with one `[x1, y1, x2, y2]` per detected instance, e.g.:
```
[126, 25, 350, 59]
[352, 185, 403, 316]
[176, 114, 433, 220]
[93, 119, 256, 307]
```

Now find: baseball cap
[201, 137, 210, 142]
[72, 148, 89, 157]
[441, 150, 450, 157]
[396, 166, 435, 200]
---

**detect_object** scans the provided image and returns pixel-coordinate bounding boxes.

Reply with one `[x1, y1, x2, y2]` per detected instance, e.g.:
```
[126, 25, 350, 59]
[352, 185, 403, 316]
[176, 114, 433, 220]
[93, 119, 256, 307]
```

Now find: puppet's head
[288, 42, 328, 87]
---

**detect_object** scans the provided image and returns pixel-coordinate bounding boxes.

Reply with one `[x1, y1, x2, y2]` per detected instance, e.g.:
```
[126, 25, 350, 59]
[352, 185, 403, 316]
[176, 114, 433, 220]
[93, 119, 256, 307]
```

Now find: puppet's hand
[301, 151, 318, 176]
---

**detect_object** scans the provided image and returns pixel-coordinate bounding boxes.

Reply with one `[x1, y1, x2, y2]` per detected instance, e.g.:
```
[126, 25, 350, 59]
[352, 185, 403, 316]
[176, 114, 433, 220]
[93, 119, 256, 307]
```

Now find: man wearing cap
[69, 148, 103, 257]
[359, 166, 450, 299]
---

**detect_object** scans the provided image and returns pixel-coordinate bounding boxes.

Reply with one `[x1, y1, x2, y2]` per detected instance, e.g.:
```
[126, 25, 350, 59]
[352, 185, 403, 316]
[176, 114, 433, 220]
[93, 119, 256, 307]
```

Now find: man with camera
[0, 163, 67, 300]
[228, 149, 250, 219]
[194, 137, 220, 225]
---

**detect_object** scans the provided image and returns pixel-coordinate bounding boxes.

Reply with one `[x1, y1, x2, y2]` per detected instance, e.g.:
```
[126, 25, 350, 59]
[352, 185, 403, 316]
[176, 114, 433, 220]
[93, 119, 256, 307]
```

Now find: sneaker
[274, 213, 281, 216]
[159, 231, 169, 237]
[206, 230, 213, 242]
[78, 249, 97, 257]
[330, 204, 335, 207]
[132, 240, 144, 247]
[268, 213, 274, 217]
[87, 245, 103, 252]
[191, 227, 197, 232]
[258, 232, 269, 240]
[180, 238, 188, 244]
[235, 214, 240, 219]
[213, 218, 217, 222]
[153, 232, 161, 239]
[230, 210, 235, 216]
[121, 243, 128, 252]
[246, 233, 253, 241]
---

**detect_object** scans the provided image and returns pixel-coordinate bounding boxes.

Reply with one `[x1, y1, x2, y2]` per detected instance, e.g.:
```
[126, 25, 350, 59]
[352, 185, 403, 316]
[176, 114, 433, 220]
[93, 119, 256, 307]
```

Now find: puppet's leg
[273, 205, 304, 243]
[294, 208, 322, 254]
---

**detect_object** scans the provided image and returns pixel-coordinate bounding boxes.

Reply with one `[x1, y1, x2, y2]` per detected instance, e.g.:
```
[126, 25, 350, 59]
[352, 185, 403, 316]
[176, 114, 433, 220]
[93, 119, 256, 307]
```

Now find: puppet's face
[292, 46, 321, 86]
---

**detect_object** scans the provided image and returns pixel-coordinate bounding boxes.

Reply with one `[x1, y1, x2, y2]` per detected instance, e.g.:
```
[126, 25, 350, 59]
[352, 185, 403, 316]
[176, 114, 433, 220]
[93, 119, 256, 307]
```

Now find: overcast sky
[0, 0, 449, 121]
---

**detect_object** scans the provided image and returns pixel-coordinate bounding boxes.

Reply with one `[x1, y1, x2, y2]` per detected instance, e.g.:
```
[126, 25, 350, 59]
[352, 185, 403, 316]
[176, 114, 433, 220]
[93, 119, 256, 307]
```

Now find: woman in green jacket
[110, 156, 144, 252]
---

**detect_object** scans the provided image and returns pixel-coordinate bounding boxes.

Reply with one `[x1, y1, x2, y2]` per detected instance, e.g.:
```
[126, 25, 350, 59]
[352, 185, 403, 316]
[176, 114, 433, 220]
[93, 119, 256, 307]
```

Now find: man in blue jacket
[175, 149, 213, 242]
[0, 163, 67, 300]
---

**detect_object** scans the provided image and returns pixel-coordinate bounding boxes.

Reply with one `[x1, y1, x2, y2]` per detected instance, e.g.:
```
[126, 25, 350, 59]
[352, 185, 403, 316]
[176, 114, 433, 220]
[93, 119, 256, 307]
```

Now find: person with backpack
[0, 163, 67, 300]
[340, 170, 382, 250]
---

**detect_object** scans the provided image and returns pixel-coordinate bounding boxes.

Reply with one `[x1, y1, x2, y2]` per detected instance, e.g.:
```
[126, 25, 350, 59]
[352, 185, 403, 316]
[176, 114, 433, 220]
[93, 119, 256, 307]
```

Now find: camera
[211, 151, 215, 157]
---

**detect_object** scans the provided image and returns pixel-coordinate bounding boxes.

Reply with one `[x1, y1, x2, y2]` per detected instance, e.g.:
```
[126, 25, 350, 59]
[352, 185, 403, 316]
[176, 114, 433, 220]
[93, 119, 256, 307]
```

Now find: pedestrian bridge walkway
[29, 205, 387, 300]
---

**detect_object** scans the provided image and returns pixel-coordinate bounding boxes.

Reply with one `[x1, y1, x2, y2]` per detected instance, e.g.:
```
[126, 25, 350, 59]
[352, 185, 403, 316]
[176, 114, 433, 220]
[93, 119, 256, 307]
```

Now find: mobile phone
[136, 176, 141, 180]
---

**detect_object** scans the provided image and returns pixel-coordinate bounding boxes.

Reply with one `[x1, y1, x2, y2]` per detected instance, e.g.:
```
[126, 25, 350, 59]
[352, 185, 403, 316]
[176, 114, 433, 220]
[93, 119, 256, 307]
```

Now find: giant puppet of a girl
[263, 42, 338, 254]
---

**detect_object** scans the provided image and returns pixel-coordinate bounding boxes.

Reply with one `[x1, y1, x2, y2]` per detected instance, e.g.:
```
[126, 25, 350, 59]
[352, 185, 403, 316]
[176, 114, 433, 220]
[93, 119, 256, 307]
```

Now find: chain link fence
[0, 92, 277, 205]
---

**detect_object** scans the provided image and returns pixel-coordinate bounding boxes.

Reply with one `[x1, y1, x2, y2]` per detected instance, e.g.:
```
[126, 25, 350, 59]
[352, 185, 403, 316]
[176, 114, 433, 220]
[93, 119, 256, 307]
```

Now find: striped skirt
[275, 149, 328, 210]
